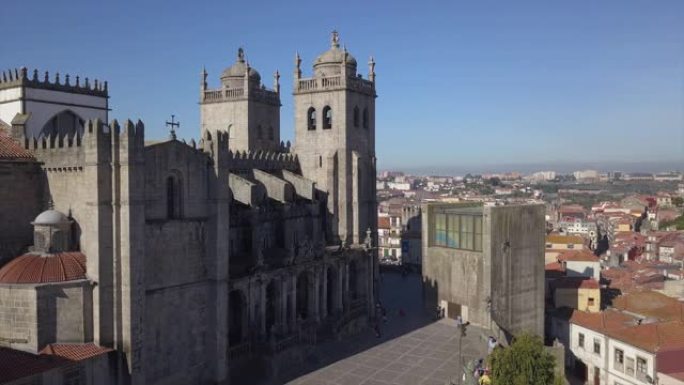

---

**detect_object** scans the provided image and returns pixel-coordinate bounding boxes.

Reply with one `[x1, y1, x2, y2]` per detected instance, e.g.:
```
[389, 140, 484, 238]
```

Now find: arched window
[307, 107, 316, 130]
[353, 106, 359, 128]
[166, 173, 182, 219]
[40, 110, 85, 140]
[323, 106, 332, 129]
[257, 125, 263, 140]
[362, 108, 369, 129]
[268, 126, 274, 140]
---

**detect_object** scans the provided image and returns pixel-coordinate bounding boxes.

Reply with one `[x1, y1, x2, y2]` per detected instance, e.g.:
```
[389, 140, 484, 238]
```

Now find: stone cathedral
[0, 32, 377, 385]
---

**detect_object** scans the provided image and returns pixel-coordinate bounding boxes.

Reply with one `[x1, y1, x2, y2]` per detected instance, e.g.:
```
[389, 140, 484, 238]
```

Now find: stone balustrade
[295, 75, 375, 96]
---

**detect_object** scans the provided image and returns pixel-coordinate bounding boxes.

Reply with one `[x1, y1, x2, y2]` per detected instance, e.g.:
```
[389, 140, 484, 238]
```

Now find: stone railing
[202, 87, 279, 105]
[295, 75, 375, 96]
[202, 88, 245, 102]
[228, 341, 251, 361]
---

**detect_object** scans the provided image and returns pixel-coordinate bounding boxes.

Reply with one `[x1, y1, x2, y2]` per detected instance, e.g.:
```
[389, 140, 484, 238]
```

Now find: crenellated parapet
[19, 118, 144, 171]
[0, 67, 108, 97]
[228, 149, 299, 173]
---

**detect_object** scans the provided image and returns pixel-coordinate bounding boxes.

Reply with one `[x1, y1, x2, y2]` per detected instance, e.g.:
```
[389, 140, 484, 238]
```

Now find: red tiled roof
[558, 250, 599, 263]
[0, 344, 111, 383]
[40, 343, 112, 361]
[0, 129, 34, 160]
[612, 290, 684, 322]
[607, 321, 684, 353]
[0, 252, 87, 284]
[570, 309, 636, 332]
[378, 216, 390, 229]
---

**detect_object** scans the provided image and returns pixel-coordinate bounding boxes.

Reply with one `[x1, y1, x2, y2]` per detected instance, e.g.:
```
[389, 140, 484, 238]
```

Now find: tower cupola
[313, 31, 357, 76]
[31, 209, 72, 253]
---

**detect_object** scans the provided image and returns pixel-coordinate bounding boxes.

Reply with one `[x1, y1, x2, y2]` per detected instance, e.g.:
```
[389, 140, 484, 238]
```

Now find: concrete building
[421, 202, 545, 340]
[0, 31, 378, 385]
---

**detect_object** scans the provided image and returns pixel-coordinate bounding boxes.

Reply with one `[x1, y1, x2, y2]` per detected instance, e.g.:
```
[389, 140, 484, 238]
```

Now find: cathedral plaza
[271, 272, 488, 385]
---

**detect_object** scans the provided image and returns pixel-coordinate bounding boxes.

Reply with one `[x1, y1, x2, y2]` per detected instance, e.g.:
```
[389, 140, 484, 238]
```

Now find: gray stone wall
[488, 204, 545, 338]
[36, 281, 93, 347]
[0, 161, 43, 264]
[143, 141, 210, 221]
[0, 285, 38, 352]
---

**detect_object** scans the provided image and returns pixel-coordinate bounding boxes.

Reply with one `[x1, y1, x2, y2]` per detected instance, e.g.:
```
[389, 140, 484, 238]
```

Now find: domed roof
[221, 48, 261, 82]
[314, 31, 357, 68]
[0, 252, 87, 284]
[33, 210, 69, 226]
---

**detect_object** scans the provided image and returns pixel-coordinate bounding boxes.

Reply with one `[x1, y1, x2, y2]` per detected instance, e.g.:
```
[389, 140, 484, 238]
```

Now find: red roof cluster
[0, 252, 87, 284]
[0, 128, 34, 160]
[0, 344, 111, 383]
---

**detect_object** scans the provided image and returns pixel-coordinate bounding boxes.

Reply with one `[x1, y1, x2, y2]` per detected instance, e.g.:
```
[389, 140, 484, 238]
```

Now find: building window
[363, 108, 369, 129]
[307, 107, 316, 130]
[257, 124, 263, 139]
[614, 348, 624, 372]
[578, 333, 585, 348]
[432, 212, 483, 252]
[588, 297, 595, 306]
[593, 338, 601, 355]
[323, 106, 332, 129]
[353, 106, 359, 127]
[546, 243, 552, 248]
[568, 244, 575, 249]
[636, 356, 647, 376]
[268, 126, 274, 140]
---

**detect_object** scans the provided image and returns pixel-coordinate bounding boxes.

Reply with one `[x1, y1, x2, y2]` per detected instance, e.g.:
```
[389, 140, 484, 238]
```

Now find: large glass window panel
[435, 213, 447, 246]
[447, 215, 460, 248]
[474, 216, 483, 251]
[461, 215, 474, 250]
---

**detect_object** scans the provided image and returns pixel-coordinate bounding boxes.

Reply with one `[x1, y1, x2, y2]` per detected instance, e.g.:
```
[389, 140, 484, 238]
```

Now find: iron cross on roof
[166, 114, 180, 140]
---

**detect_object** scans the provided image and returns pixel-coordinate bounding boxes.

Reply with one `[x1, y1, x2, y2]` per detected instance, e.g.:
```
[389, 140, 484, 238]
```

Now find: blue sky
[1, 0, 682, 172]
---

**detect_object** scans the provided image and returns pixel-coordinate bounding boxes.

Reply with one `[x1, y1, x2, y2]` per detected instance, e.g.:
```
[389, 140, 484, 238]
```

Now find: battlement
[228, 149, 299, 173]
[294, 74, 375, 96]
[22, 118, 144, 168]
[0, 67, 108, 98]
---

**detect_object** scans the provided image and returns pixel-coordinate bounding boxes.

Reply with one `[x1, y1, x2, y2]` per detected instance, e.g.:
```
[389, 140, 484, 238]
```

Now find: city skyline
[1, 0, 682, 170]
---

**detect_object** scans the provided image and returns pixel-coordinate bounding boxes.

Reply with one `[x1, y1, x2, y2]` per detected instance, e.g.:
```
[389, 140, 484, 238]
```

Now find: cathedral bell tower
[200, 48, 281, 153]
[293, 31, 377, 245]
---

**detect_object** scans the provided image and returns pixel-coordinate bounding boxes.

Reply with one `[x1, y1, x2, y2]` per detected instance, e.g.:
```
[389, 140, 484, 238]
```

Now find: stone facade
[0, 31, 377, 385]
[421, 202, 545, 340]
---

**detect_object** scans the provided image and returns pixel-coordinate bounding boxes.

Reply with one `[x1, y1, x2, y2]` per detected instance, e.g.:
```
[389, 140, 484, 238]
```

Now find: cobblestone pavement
[284, 272, 489, 385]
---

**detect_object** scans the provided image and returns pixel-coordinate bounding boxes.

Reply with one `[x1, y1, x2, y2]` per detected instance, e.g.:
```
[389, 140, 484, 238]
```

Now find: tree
[488, 333, 559, 385]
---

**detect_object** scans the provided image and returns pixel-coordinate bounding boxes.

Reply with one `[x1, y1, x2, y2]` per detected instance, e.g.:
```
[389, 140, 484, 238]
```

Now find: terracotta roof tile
[0, 344, 110, 383]
[0, 129, 34, 160]
[558, 250, 599, 262]
[611, 290, 684, 322]
[0, 252, 87, 284]
[606, 321, 684, 353]
[570, 309, 636, 332]
[546, 234, 585, 244]
[40, 343, 112, 361]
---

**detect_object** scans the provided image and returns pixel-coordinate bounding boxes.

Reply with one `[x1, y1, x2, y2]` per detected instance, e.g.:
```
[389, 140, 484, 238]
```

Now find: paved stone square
[284, 272, 490, 385]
